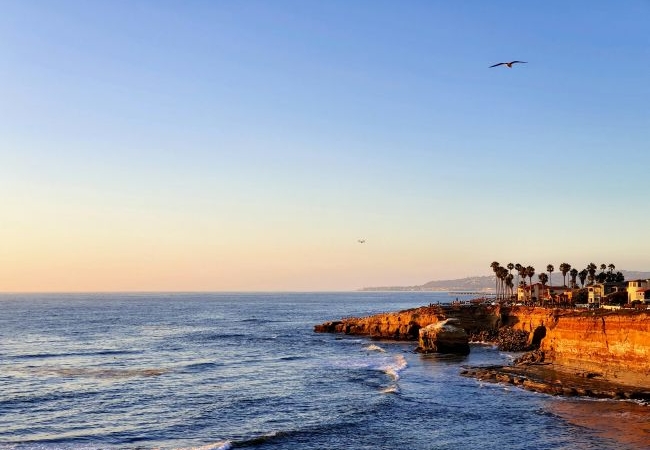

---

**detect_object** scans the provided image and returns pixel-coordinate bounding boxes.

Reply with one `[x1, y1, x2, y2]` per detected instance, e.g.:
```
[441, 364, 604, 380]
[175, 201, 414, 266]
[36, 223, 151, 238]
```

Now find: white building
[627, 279, 650, 304]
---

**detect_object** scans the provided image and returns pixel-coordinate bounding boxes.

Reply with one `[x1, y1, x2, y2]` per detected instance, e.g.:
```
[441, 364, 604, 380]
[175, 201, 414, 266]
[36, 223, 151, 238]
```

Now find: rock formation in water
[416, 319, 470, 354]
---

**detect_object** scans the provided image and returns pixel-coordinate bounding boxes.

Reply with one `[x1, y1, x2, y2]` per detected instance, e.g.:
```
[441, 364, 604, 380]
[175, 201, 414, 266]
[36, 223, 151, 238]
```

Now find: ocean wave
[233, 430, 294, 447]
[278, 355, 305, 361]
[226, 419, 366, 448]
[173, 440, 232, 450]
[9, 349, 141, 359]
[182, 361, 222, 372]
[13, 366, 169, 380]
[381, 355, 408, 381]
[363, 344, 386, 352]
[240, 317, 280, 323]
[380, 385, 400, 394]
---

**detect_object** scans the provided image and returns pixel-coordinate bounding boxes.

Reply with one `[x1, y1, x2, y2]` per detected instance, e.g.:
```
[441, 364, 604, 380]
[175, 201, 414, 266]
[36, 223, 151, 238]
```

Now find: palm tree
[559, 263, 571, 287]
[490, 261, 500, 297]
[547, 264, 554, 288]
[579, 269, 588, 287]
[498, 266, 508, 301]
[526, 266, 535, 302]
[538, 273, 549, 307]
[598, 264, 608, 282]
[526, 266, 535, 287]
[505, 273, 514, 300]
[569, 268, 578, 289]
[587, 263, 597, 285]
[514, 263, 523, 291]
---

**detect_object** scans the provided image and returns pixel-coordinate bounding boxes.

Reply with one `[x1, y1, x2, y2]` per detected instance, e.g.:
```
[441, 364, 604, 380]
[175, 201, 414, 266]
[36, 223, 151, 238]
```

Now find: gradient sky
[1, 1, 649, 292]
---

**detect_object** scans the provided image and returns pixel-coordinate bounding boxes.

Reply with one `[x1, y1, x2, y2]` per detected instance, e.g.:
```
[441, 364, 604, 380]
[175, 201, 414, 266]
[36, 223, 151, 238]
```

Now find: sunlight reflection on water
[546, 397, 650, 448]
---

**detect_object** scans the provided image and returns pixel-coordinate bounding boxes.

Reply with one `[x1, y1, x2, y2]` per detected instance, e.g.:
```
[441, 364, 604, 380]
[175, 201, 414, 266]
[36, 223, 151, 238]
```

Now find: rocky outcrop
[460, 364, 650, 401]
[314, 304, 501, 340]
[313, 305, 444, 340]
[315, 304, 650, 390]
[417, 319, 470, 354]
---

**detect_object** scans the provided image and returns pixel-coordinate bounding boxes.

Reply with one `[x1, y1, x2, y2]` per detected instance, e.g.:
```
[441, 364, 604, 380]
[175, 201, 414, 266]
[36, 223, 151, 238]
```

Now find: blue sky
[1, 1, 649, 291]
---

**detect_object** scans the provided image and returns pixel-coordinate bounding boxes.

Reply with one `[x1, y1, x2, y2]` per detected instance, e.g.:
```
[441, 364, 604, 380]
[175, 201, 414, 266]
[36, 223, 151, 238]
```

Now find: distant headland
[360, 270, 650, 292]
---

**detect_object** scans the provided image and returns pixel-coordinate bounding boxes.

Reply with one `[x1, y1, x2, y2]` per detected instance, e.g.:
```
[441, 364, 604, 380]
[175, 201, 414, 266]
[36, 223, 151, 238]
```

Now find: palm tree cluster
[489, 261, 527, 301]
[489, 261, 515, 300]
[489, 261, 627, 305]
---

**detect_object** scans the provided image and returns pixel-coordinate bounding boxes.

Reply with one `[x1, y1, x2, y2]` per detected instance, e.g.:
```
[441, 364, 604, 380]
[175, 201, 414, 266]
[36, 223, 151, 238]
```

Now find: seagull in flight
[489, 61, 527, 68]
[357, 239, 366, 244]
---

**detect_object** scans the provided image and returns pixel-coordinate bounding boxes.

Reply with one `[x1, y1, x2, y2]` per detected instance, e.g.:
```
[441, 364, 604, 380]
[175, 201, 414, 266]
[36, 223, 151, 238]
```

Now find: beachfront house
[547, 285, 572, 306]
[627, 279, 650, 304]
[517, 283, 543, 303]
[587, 282, 626, 308]
[517, 283, 570, 305]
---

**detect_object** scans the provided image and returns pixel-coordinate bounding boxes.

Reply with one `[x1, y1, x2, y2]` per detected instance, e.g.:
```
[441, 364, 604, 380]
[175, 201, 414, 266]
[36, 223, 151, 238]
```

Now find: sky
[1, 1, 649, 292]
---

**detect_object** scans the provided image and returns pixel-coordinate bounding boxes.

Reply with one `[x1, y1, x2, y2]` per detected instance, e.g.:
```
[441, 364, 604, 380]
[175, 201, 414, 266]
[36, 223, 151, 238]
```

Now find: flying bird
[357, 239, 366, 244]
[489, 61, 527, 68]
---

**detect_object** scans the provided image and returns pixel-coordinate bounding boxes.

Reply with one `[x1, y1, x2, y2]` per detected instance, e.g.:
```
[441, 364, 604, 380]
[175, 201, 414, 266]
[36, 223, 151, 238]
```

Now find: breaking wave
[363, 344, 386, 352]
[380, 385, 400, 394]
[381, 355, 408, 381]
[173, 441, 232, 450]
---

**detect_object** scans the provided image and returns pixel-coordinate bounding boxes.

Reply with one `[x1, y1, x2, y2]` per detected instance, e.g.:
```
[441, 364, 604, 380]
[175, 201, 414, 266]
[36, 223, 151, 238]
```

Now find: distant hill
[360, 270, 650, 292]
[360, 276, 495, 292]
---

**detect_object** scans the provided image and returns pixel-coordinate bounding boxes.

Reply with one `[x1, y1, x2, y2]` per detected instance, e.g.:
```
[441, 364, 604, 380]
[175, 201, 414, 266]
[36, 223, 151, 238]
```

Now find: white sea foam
[380, 385, 400, 394]
[381, 355, 408, 381]
[364, 344, 386, 352]
[173, 440, 232, 450]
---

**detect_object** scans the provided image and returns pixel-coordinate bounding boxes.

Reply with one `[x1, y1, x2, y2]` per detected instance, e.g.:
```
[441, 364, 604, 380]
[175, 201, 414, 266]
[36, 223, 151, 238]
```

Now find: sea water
[1, 292, 648, 449]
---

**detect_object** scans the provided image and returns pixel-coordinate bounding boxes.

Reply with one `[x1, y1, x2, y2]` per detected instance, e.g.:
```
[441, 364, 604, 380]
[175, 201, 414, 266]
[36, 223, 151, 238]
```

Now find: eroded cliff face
[313, 304, 502, 339]
[313, 306, 443, 339]
[529, 310, 649, 387]
[315, 305, 650, 388]
[496, 307, 650, 386]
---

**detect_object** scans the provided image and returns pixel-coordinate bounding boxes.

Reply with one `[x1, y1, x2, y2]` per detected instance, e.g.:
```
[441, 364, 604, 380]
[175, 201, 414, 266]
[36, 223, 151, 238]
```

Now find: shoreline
[315, 303, 650, 401]
[461, 362, 650, 403]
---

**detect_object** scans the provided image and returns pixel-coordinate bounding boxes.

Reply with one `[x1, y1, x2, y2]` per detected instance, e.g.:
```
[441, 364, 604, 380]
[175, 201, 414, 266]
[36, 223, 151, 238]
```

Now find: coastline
[461, 362, 650, 402]
[314, 303, 650, 401]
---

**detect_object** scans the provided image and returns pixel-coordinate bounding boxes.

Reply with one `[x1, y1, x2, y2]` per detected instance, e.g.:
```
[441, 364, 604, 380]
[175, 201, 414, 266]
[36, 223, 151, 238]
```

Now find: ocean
[1, 292, 648, 449]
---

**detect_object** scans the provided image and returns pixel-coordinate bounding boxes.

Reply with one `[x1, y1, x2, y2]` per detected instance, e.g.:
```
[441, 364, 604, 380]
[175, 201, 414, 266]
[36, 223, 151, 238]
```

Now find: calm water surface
[1, 292, 648, 449]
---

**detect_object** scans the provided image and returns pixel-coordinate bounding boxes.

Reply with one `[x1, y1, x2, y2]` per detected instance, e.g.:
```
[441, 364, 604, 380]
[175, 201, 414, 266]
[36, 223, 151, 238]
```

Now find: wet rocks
[514, 350, 545, 365]
[313, 321, 344, 333]
[460, 365, 650, 402]
[469, 327, 531, 351]
[495, 327, 531, 351]
[469, 329, 498, 343]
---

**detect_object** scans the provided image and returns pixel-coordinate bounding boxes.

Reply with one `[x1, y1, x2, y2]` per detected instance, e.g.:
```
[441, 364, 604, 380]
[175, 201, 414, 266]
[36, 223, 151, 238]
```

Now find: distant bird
[489, 61, 527, 68]
[357, 239, 366, 244]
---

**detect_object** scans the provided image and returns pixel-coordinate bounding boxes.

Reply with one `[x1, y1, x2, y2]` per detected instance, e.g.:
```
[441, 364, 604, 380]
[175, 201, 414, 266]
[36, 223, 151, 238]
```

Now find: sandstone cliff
[315, 305, 650, 389]
[502, 307, 650, 387]
[314, 304, 501, 340]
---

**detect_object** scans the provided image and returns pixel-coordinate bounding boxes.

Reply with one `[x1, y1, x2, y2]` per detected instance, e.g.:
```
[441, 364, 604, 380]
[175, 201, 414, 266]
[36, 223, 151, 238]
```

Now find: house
[627, 279, 650, 304]
[517, 283, 543, 303]
[587, 282, 626, 308]
[517, 283, 571, 304]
